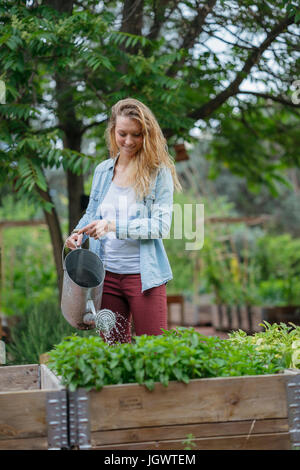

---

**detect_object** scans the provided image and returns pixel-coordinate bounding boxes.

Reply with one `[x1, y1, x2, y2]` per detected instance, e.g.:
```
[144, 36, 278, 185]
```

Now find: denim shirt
[75, 155, 174, 292]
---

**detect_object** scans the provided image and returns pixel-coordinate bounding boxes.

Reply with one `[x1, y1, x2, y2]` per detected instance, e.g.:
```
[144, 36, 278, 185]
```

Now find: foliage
[182, 434, 197, 451]
[0, 1, 187, 203]
[229, 321, 300, 369]
[1, 0, 299, 288]
[165, 189, 236, 297]
[6, 298, 95, 365]
[0, 196, 58, 315]
[47, 326, 287, 392]
[249, 234, 300, 305]
[1, 1, 299, 318]
[164, 191, 197, 296]
[255, 233, 300, 280]
[207, 104, 300, 196]
[0, 0, 299, 198]
[178, 144, 300, 237]
[200, 228, 300, 306]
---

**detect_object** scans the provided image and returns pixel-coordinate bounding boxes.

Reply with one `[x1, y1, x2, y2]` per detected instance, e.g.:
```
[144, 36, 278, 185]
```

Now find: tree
[0, 0, 299, 296]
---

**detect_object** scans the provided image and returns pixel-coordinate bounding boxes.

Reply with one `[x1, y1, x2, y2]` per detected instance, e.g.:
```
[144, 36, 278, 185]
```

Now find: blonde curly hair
[105, 97, 182, 199]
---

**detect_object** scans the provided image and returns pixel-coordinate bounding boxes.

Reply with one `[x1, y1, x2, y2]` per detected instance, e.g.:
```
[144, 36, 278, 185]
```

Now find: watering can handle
[62, 229, 82, 270]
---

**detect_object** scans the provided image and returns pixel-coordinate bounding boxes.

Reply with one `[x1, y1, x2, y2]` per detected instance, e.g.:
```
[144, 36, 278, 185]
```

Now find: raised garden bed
[1, 365, 299, 450]
[45, 326, 300, 450]
[2, 325, 300, 451]
[68, 371, 298, 450]
[0, 364, 66, 450]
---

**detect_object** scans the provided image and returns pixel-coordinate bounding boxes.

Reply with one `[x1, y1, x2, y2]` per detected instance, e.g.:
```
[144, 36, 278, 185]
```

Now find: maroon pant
[100, 270, 168, 343]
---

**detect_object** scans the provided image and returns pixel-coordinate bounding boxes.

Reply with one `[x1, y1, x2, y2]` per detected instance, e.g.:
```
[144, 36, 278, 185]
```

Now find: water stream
[99, 315, 129, 345]
[84, 305, 129, 345]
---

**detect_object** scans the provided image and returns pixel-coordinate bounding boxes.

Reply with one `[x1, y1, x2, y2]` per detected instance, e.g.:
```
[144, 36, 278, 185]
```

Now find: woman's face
[114, 116, 143, 158]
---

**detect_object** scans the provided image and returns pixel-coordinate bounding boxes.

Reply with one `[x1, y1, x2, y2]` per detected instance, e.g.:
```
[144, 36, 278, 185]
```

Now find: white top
[99, 182, 140, 274]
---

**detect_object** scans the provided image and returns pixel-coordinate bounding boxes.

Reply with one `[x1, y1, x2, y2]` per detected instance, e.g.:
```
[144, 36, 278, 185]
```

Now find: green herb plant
[47, 327, 287, 392]
[182, 433, 197, 450]
[228, 321, 300, 369]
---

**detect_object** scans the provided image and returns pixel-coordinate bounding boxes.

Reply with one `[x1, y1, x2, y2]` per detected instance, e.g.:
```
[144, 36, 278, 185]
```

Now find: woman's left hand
[77, 219, 114, 240]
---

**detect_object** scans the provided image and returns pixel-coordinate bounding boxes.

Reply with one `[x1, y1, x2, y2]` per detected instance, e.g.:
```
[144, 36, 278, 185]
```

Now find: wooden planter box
[211, 304, 300, 334]
[67, 370, 300, 450]
[1, 365, 299, 450]
[0, 364, 66, 450]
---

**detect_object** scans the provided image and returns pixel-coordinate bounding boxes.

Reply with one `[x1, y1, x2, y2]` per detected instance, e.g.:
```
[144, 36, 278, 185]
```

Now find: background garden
[0, 0, 299, 365]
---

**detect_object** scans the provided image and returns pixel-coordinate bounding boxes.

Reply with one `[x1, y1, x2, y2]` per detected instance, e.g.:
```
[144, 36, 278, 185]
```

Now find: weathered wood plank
[0, 390, 47, 440]
[0, 437, 48, 450]
[90, 418, 289, 447]
[89, 374, 289, 431]
[0, 364, 39, 392]
[40, 364, 63, 390]
[92, 432, 291, 451]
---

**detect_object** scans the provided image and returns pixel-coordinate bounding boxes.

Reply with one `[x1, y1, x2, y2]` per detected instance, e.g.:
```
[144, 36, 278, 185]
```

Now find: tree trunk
[35, 186, 64, 300]
[120, 0, 144, 36]
[55, 75, 84, 235]
[41, 0, 80, 296]
[117, 0, 144, 75]
[45, 0, 85, 234]
[67, 169, 84, 234]
[43, 0, 73, 14]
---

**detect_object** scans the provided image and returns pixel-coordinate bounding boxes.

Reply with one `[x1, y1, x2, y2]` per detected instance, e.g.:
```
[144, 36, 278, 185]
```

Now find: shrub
[6, 299, 95, 365]
[229, 321, 300, 370]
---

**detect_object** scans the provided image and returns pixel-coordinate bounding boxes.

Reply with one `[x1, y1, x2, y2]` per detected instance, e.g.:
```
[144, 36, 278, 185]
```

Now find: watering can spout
[82, 299, 97, 327]
[83, 307, 116, 333]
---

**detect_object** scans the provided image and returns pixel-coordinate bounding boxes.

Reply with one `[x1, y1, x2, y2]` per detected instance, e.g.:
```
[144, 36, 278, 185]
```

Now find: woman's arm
[66, 163, 103, 247]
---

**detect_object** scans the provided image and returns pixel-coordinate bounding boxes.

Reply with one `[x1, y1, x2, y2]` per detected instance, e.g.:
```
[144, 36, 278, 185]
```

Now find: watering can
[61, 237, 116, 332]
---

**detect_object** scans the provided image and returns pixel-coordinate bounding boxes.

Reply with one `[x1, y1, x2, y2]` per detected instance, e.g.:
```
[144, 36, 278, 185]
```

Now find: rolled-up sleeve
[74, 165, 102, 241]
[116, 167, 174, 240]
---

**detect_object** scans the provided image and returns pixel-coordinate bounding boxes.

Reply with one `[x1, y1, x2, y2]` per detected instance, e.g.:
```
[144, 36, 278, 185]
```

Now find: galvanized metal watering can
[61, 240, 116, 332]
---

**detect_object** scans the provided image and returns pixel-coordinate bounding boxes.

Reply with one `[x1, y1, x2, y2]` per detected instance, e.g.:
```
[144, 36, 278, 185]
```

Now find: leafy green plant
[182, 433, 197, 450]
[200, 230, 300, 307]
[228, 321, 300, 369]
[47, 327, 287, 392]
[165, 191, 236, 298]
[256, 279, 300, 306]
[0, 201, 58, 316]
[253, 234, 300, 305]
[6, 299, 95, 365]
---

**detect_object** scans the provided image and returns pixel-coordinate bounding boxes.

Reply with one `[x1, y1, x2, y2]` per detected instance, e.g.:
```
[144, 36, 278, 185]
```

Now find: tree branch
[180, 0, 217, 51]
[147, 0, 177, 41]
[166, 0, 217, 75]
[202, 30, 253, 50]
[79, 118, 108, 137]
[188, 12, 296, 122]
[237, 90, 300, 108]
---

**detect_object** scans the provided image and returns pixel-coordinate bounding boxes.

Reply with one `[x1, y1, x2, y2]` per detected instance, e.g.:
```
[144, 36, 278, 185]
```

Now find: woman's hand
[65, 232, 83, 250]
[77, 219, 115, 240]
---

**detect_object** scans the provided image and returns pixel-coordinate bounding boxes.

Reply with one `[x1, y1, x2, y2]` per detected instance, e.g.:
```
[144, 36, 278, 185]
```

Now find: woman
[66, 98, 182, 343]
